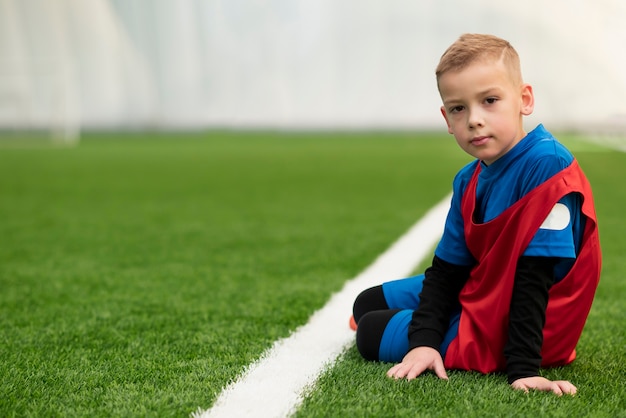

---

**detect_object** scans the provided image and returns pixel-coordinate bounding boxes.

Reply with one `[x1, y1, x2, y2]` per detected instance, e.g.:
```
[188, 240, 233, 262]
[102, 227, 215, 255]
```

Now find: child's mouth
[471, 136, 490, 146]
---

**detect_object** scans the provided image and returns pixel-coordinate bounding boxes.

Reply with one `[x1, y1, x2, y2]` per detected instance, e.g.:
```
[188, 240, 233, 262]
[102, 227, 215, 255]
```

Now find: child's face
[438, 59, 534, 165]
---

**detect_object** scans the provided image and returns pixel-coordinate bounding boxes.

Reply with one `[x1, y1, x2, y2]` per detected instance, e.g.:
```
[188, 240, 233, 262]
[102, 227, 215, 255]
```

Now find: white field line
[564, 133, 626, 153]
[192, 194, 451, 418]
[587, 135, 626, 153]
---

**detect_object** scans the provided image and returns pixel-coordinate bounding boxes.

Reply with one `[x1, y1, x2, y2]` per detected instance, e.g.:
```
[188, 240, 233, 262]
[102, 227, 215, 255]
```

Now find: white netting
[1, 0, 625, 134]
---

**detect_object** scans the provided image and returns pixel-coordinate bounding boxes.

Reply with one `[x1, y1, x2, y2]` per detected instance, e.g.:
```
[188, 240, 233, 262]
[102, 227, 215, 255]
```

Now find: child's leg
[358, 309, 460, 362]
[352, 285, 389, 323]
[352, 274, 426, 323]
[354, 274, 460, 363]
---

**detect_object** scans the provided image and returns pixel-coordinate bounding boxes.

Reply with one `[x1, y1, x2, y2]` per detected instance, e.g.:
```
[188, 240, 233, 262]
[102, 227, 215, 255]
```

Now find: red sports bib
[443, 160, 601, 372]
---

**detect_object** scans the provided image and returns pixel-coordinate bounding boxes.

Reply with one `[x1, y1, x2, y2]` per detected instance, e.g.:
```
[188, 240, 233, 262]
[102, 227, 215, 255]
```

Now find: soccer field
[1, 131, 624, 417]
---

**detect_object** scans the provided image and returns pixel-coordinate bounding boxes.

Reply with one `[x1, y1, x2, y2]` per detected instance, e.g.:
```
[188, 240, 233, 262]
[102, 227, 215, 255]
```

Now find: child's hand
[511, 376, 577, 396]
[386, 346, 448, 381]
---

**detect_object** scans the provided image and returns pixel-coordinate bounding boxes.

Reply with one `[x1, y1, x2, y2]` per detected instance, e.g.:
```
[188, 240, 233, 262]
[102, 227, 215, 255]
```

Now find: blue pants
[377, 274, 461, 362]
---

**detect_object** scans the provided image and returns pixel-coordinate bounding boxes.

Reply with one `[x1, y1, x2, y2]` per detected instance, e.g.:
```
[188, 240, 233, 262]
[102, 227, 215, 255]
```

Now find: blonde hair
[436, 34, 522, 87]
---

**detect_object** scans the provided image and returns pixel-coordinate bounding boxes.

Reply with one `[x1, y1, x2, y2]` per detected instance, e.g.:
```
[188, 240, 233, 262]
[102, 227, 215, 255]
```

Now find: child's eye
[485, 97, 498, 104]
[449, 105, 465, 114]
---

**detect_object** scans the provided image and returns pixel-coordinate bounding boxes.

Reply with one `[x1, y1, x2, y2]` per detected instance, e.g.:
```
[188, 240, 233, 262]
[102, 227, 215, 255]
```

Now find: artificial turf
[296, 135, 626, 418]
[1, 131, 624, 417]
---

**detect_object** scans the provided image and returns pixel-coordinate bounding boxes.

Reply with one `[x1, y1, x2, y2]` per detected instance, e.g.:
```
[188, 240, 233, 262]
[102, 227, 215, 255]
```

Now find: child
[352, 33, 601, 395]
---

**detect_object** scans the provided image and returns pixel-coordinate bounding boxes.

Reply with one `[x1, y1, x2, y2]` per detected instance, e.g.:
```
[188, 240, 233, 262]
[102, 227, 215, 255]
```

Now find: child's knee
[353, 285, 388, 323]
[356, 312, 385, 361]
[356, 309, 402, 362]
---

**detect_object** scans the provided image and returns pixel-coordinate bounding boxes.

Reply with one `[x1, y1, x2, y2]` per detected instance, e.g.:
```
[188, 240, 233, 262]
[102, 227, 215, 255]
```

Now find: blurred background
[1, 0, 625, 142]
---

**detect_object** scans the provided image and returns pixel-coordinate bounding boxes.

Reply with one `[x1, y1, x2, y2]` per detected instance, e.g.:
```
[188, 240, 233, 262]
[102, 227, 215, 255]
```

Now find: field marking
[588, 135, 626, 153]
[192, 194, 451, 418]
[562, 133, 626, 153]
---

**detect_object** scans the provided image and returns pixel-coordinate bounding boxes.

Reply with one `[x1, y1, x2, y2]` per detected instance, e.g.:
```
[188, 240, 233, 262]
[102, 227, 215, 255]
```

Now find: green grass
[297, 136, 626, 418]
[1, 131, 624, 417]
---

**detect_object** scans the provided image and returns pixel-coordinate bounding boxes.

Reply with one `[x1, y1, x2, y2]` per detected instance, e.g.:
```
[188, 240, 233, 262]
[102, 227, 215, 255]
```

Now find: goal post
[0, 0, 79, 146]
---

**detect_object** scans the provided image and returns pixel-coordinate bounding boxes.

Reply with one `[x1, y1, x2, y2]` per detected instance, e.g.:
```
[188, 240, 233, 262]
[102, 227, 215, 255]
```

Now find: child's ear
[440, 106, 453, 134]
[520, 84, 534, 116]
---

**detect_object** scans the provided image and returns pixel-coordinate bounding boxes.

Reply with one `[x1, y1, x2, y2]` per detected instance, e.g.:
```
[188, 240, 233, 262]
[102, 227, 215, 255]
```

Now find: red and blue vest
[444, 160, 601, 372]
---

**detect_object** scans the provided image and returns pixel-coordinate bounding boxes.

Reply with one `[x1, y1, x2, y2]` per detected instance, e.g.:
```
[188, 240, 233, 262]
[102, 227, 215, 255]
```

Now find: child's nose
[468, 108, 485, 129]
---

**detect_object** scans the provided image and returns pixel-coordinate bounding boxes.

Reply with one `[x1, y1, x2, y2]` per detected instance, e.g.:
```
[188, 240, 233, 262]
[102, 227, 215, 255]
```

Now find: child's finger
[432, 361, 449, 380]
[386, 363, 407, 379]
[555, 381, 577, 396]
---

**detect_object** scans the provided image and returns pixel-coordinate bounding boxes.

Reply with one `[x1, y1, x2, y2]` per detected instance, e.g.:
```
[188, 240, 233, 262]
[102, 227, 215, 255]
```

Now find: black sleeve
[408, 255, 472, 351]
[505, 256, 558, 384]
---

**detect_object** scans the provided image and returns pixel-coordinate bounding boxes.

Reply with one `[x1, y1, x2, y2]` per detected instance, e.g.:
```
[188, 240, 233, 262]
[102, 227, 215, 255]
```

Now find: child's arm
[505, 256, 577, 395]
[408, 255, 472, 351]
